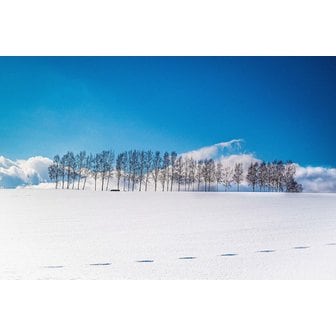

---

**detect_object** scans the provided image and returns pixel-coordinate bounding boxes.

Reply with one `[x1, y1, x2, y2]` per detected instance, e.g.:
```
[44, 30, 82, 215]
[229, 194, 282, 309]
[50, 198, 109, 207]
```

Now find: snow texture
[0, 190, 335, 279]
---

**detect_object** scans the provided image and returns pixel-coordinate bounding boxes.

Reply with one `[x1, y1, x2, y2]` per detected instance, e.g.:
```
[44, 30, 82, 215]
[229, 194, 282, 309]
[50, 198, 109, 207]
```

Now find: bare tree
[48, 155, 61, 189]
[233, 162, 244, 192]
[60, 155, 66, 189]
[105, 150, 115, 191]
[246, 162, 258, 192]
[152, 151, 161, 192]
[126, 151, 132, 191]
[98, 151, 110, 191]
[138, 150, 145, 191]
[202, 159, 215, 191]
[266, 162, 274, 191]
[144, 150, 153, 192]
[129, 150, 139, 192]
[120, 151, 127, 191]
[221, 166, 233, 191]
[170, 151, 177, 192]
[284, 162, 302, 192]
[274, 160, 285, 192]
[159, 168, 166, 191]
[64, 151, 75, 189]
[257, 161, 267, 191]
[116, 153, 123, 190]
[71, 157, 77, 189]
[195, 160, 203, 191]
[215, 162, 223, 192]
[183, 158, 189, 191]
[188, 158, 196, 191]
[159, 152, 170, 192]
[174, 156, 184, 191]
[76, 151, 86, 190]
[91, 153, 101, 191]
[82, 153, 92, 190]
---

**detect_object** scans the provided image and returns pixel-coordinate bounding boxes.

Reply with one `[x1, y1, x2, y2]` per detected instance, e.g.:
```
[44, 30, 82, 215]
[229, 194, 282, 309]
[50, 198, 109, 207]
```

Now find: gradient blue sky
[0, 57, 335, 167]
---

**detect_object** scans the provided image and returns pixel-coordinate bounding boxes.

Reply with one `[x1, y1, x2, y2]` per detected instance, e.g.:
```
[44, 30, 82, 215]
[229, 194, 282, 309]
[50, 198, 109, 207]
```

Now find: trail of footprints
[42, 243, 336, 269]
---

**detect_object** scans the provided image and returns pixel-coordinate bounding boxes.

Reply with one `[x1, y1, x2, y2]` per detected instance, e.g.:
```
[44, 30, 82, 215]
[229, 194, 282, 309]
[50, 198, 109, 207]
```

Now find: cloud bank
[295, 165, 336, 193]
[0, 140, 335, 192]
[0, 156, 52, 189]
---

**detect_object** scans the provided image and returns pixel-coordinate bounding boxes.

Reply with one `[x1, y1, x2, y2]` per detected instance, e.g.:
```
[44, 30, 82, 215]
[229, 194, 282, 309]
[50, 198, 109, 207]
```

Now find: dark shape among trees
[48, 149, 303, 193]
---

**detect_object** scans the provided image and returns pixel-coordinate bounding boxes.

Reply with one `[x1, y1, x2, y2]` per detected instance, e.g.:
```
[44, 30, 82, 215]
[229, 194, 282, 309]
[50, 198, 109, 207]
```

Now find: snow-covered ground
[0, 190, 335, 279]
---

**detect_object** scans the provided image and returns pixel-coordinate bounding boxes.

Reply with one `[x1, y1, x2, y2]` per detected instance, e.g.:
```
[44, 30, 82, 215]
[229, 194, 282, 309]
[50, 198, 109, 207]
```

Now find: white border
[0, 0, 335, 55]
[1, 280, 335, 335]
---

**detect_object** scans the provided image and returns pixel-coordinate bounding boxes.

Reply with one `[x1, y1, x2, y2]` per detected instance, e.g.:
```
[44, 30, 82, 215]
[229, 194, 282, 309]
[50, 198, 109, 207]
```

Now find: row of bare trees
[48, 150, 302, 192]
[246, 161, 303, 192]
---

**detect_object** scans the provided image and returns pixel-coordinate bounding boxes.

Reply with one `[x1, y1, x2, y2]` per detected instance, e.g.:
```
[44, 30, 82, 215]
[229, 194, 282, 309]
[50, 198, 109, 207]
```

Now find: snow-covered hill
[0, 190, 335, 279]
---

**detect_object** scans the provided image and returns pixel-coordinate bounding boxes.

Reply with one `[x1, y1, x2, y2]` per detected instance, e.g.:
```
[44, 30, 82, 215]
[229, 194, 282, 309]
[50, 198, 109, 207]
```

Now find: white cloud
[295, 165, 336, 193]
[181, 139, 243, 161]
[218, 153, 260, 170]
[181, 140, 259, 171]
[0, 155, 52, 189]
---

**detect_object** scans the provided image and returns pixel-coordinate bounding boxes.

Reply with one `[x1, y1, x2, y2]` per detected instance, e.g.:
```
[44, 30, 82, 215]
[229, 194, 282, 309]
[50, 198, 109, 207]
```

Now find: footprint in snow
[220, 253, 238, 257]
[89, 263, 111, 266]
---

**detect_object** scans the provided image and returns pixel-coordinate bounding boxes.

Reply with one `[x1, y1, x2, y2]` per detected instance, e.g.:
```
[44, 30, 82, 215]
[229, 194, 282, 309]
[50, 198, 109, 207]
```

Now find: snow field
[0, 190, 335, 279]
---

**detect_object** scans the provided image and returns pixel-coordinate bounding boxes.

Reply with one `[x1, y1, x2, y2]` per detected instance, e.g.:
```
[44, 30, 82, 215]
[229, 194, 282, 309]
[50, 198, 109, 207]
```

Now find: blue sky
[0, 57, 335, 167]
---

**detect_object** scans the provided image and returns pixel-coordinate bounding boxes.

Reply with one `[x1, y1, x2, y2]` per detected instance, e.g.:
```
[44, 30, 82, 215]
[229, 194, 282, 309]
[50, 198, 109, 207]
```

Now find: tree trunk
[106, 172, 111, 191]
[145, 172, 149, 191]
[67, 169, 70, 189]
[139, 171, 143, 191]
[82, 176, 87, 190]
[101, 173, 105, 191]
[77, 169, 81, 190]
